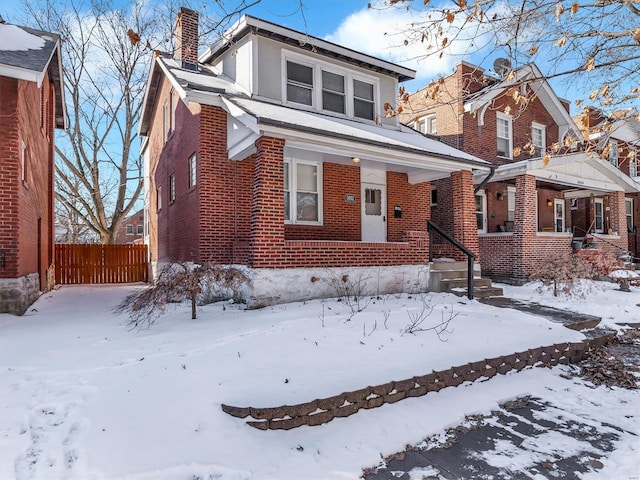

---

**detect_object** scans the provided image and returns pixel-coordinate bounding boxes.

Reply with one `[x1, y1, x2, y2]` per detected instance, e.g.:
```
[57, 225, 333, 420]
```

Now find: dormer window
[286, 61, 313, 106]
[322, 71, 345, 114]
[353, 79, 374, 120]
[282, 50, 379, 122]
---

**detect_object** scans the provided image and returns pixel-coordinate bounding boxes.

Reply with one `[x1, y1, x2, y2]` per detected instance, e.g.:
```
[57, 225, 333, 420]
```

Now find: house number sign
[344, 194, 356, 203]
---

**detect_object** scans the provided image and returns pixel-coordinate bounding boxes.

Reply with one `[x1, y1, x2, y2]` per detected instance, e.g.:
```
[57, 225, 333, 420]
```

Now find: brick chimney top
[174, 7, 199, 70]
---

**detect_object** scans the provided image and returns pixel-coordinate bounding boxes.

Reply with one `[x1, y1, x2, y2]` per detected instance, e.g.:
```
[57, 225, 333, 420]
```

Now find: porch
[475, 153, 640, 283]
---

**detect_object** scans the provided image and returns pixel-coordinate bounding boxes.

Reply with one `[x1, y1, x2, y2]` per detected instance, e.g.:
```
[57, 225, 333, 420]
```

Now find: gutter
[474, 165, 496, 193]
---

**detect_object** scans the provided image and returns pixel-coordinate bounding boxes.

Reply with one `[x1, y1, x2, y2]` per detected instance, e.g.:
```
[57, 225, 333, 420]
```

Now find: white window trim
[170, 89, 176, 133]
[496, 112, 513, 159]
[554, 199, 565, 233]
[531, 122, 546, 158]
[157, 186, 162, 211]
[284, 158, 323, 226]
[169, 173, 176, 203]
[188, 153, 197, 188]
[416, 114, 437, 135]
[608, 140, 619, 167]
[476, 190, 487, 234]
[629, 147, 637, 177]
[507, 186, 516, 222]
[136, 224, 144, 235]
[126, 224, 134, 235]
[281, 49, 379, 122]
[163, 100, 170, 143]
[625, 198, 633, 231]
[594, 198, 604, 233]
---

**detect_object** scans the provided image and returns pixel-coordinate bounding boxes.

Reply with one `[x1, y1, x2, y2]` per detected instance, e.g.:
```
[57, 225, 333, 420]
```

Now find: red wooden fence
[55, 244, 149, 284]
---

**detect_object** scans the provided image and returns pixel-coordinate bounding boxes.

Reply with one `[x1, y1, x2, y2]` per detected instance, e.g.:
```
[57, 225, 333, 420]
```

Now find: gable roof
[199, 15, 416, 82]
[586, 108, 640, 146]
[463, 63, 581, 143]
[0, 22, 66, 129]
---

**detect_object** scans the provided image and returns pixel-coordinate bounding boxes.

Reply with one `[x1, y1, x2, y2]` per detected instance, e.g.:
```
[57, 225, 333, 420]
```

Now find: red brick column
[250, 136, 285, 267]
[608, 190, 628, 245]
[513, 174, 537, 281]
[451, 170, 479, 260]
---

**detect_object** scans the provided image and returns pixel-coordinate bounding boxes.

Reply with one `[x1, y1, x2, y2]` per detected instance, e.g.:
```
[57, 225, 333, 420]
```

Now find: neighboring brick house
[139, 9, 491, 306]
[574, 107, 640, 261]
[0, 21, 66, 314]
[402, 61, 640, 283]
[114, 208, 144, 244]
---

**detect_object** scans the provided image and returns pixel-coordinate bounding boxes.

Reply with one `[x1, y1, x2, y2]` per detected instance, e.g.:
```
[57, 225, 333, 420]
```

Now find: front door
[361, 182, 386, 242]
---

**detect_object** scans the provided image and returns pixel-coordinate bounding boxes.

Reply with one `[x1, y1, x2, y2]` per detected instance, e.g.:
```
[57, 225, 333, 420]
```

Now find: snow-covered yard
[0, 281, 638, 479]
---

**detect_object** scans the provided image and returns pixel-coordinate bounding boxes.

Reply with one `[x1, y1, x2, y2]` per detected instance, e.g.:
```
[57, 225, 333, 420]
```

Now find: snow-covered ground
[0, 281, 638, 479]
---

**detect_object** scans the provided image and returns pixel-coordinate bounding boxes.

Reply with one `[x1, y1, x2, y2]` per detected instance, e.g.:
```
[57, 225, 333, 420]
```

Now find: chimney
[174, 7, 199, 70]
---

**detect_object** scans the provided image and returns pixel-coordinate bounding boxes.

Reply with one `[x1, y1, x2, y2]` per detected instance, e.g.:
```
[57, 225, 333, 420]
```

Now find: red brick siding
[285, 162, 361, 241]
[512, 174, 538, 281]
[387, 172, 430, 242]
[174, 8, 199, 65]
[479, 234, 515, 280]
[0, 74, 56, 289]
[451, 170, 479, 259]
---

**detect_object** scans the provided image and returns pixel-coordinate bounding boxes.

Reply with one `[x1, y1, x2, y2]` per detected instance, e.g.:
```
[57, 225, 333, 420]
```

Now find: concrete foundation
[0, 273, 41, 315]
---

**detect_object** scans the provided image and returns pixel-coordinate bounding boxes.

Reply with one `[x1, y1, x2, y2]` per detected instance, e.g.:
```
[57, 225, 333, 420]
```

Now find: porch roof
[476, 152, 640, 195]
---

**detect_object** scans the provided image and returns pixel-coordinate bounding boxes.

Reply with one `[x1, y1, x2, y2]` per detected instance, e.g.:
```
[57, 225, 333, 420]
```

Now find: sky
[0, 0, 572, 99]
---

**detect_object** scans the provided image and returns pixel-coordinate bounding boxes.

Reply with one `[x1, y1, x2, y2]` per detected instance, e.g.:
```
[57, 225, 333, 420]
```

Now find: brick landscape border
[221, 334, 615, 430]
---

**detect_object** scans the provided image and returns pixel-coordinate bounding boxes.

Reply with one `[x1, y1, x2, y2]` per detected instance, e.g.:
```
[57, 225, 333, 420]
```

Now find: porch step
[451, 285, 504, 299]
[429, 260, 503, 298]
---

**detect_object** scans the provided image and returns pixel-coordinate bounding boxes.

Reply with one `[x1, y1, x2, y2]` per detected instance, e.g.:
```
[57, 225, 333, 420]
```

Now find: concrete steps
[430, 259, 503, 298]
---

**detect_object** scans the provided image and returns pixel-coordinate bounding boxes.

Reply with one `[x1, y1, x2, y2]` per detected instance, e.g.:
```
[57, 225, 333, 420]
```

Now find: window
[322, 70, 345, 114]
[430, 187, 438, 207]
[157, 186, 162, 211]
[353, 79, 375, 120]
[507, 186, 516, 221]
[284, 160, 322, 224]
[171, 89, 176, 133]
[286, 61, 313, 106]
[137, 225, 144, 235]
[608, 140, 618, 167]
[554, 199, 565, 233]
[594, 198, 604, 233]
[163, 100, 170, 142]
[364, 188, 382, 215]
[531, 123, 545, 158]
[626, 198, 634, 232]
[629, 148, 637, 176]
[188, 154, 197, 188]
[20, 140, 27, 182]
[497, 113, 512, 158]
[126, 224, 134, 235]
[476, 191, 487, 233]
[169, 174, 175, 202]
[417, 114, 437, 135]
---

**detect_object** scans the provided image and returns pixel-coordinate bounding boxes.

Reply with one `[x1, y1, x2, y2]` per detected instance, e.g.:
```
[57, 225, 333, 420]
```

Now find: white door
[475, 191, 487, 233]
[362, 182, 386, 242]
[554, 199, 565, 232]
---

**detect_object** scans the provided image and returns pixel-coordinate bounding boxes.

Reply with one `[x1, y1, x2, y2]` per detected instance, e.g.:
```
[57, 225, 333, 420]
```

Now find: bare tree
[376, 0, 640, 112]
[20, 0, 261, 243]
[114, 262, 250, 328]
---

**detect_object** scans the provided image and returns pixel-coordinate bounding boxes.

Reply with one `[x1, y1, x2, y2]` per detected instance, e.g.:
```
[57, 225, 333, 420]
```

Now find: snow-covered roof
[200, 15, 416, 82]
[480, 152, 640, 195]
[0, 22, 66, 129]
[464, 63, 582, 143]
[140, 55, 489, 177]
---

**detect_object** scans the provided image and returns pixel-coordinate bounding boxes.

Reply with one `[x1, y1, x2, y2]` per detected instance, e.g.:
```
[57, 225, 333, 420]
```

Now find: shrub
[529, 252, 598, 297]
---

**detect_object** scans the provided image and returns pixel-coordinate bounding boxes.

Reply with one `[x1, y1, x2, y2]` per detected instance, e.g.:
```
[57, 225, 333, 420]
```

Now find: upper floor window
[353, 79, 374, 120]
[20, 140, 27, 182]
[126, 224, 134, 235]
[496, 113, 512, 158]
[608, 140, 618, 167]
[157, 186, 162, 211]
[630, 148, 638, 177]
[163, 100, 170, 142]
[531, 123, 545, 158]
[284, 159, 322, 224]
[286, 61, 313, 106]
[188, 153, 197, 188]
[283, 51, 378, 122]
[417, 114, 437, 135]
[136, 225, 143, 235]
[169, 173, 176, 203]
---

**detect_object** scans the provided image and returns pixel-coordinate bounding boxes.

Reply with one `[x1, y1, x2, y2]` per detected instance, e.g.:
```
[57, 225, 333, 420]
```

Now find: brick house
[574, 107, 640, 261]
[139, 9, 492, 306]
[403, 61, 640, 283]
[114, 208, 145, 244]
[0, 21, 66, 314]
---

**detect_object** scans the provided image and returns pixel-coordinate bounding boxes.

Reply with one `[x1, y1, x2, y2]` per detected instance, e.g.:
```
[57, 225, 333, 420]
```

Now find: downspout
[474, 166, 496, 194]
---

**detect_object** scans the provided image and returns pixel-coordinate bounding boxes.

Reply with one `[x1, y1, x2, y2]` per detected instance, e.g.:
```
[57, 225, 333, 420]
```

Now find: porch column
[250, 136, 286, 267]
[513, 174, 537, 282]
[451, 170, 479, 260]
[608, 190, 628, 247]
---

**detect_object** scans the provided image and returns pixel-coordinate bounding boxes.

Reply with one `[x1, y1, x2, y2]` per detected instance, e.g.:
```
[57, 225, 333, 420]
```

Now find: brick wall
[479, 234, 515, 280]
[174, 7, 199, 65]
[0, 73, 56, 291]
[451, 170, 479, 259]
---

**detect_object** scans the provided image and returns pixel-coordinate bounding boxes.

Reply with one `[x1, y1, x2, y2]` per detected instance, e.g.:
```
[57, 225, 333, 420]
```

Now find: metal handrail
[427, 220, 476, 300]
